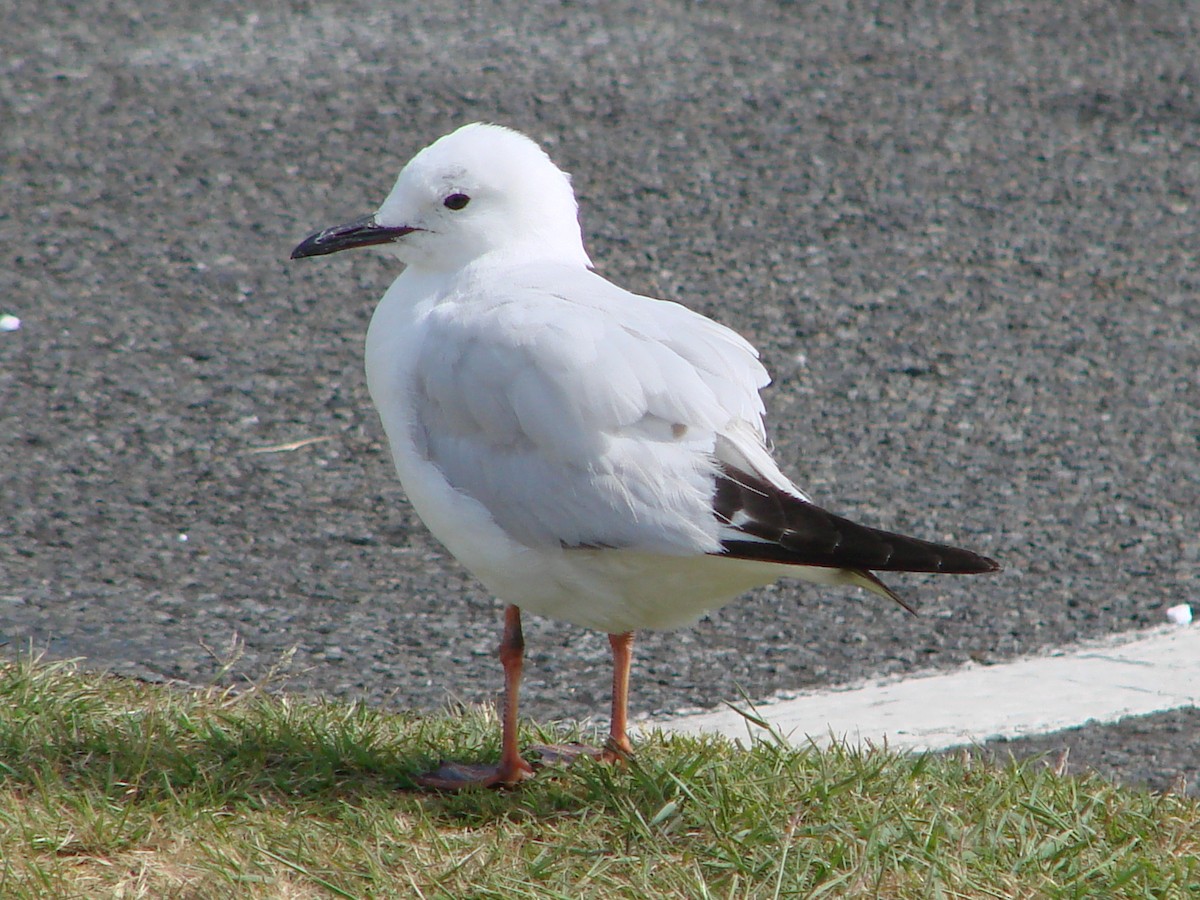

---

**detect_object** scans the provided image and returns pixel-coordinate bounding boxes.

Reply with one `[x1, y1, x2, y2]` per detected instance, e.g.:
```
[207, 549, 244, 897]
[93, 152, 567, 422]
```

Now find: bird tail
[846, 569, 918, 615]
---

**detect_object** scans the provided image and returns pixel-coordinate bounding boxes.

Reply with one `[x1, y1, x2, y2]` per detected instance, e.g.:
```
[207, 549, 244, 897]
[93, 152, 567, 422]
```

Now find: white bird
[291, 123, 999, 789]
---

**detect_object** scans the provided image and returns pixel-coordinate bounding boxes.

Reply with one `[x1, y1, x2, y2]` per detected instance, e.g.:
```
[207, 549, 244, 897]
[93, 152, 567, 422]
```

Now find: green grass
[0, 656, 1197, 898]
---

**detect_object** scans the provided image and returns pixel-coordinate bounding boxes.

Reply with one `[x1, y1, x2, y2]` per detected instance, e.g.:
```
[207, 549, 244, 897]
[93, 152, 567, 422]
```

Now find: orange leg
[605, 631, 635, 758]
[495, 605, 535, 782]
[414, 605, 535, 790]
[527, 630, 638, 768]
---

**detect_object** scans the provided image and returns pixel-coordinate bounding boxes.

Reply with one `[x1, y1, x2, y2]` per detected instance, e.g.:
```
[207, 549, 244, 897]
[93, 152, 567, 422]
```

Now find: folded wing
[411, 264, 769, 555]
[412, 261, 999, 603]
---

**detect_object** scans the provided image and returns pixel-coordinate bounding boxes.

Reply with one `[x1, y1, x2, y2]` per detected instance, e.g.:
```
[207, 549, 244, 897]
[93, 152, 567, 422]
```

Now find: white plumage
[292, 122, 998, 787]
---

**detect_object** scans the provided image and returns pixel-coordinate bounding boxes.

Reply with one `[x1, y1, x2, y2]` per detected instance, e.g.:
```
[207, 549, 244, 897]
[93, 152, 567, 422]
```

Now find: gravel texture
[2, 2, 1197, 788]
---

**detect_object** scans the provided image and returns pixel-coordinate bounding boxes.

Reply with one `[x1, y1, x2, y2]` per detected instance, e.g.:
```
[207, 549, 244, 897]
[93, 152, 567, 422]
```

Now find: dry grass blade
[246, 436, 335, 454]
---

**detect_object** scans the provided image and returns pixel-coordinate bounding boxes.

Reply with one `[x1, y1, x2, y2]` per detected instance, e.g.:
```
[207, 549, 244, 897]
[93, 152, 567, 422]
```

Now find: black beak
[290, 214, 418, 260]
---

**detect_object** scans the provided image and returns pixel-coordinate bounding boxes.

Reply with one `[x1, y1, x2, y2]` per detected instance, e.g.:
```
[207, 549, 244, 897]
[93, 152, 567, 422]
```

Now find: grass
[0, 656, 1197, 898]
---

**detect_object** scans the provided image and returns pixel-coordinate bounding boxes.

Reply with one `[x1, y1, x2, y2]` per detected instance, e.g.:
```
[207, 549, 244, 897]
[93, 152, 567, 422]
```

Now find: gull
[291, 123, 1000, 789]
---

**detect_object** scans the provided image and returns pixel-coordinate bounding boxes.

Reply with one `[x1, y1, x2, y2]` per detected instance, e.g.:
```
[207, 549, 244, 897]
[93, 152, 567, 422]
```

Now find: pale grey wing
[519, 266, 773, 441]
[410, 269, 772, 555]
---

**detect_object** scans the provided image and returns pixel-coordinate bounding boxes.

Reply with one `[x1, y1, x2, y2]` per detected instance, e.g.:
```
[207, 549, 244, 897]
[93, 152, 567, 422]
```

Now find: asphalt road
[3, 1, 1198, 793]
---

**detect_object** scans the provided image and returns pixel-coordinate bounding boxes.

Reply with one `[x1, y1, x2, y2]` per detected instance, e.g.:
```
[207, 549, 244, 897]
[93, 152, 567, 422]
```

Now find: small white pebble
[0, 314, 21, 332]
[1166, 603, 1192, 626]
[177, 533, 189, 543]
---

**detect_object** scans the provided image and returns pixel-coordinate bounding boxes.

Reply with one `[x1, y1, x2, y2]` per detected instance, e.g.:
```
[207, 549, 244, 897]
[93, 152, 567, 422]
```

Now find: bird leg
[530, 630, 636, 767]
[413, 604, 535, 790]
[604, 631, 635, 759]
[495, 605, 536, 781]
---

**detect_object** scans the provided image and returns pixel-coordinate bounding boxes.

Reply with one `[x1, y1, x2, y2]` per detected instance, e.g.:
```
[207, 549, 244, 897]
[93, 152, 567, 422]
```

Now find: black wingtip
[715, 462, 1001, 575]
[960, 554, 1002, 575]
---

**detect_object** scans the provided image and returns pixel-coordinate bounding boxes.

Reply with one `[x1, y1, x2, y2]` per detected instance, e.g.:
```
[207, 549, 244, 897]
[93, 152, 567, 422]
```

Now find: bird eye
[443, 193, 471, 211]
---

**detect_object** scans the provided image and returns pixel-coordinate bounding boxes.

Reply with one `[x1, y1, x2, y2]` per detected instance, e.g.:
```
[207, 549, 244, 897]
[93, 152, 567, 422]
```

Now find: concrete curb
[649, 625, 1200, 752]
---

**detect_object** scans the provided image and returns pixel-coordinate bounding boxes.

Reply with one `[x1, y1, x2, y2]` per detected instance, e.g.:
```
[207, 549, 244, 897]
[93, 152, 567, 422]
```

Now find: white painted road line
[650, 625, 1200, 752]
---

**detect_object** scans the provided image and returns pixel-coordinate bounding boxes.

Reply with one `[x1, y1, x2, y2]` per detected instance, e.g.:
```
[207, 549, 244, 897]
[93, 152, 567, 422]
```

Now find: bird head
[291, 122, 592, 273]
